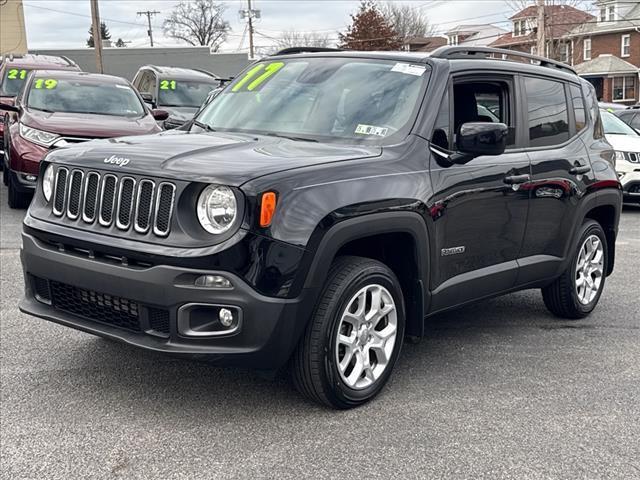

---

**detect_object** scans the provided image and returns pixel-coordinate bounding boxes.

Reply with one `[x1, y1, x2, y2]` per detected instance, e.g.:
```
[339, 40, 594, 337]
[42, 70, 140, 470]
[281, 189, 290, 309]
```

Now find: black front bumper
[20, 232, 314, 369]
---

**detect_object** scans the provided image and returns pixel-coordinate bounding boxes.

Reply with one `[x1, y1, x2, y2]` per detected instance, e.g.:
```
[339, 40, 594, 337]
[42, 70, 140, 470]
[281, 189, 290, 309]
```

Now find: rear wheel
[292, 256, 405, 409]
[542, 220, 607, 319]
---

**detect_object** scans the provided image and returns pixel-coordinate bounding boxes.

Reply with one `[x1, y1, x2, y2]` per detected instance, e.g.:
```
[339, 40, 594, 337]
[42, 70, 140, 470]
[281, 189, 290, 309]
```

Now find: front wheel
[542, 220, 607, 319]
[292, 256, 405, 409]
[7, 174, 30, 209]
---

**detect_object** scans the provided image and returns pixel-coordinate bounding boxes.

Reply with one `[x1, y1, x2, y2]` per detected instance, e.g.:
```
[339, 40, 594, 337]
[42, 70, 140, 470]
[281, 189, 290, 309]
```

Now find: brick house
[445, 24, 507, 47]
[567, 0, 640, 105]
[489, 4, 594, 62]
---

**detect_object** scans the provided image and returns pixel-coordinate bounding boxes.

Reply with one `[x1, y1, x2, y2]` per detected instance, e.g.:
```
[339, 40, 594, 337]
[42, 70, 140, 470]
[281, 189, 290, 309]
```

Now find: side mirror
[151, 109, 169, 121]
[0, 103, 20, 113]
[457, 122, 508, 158]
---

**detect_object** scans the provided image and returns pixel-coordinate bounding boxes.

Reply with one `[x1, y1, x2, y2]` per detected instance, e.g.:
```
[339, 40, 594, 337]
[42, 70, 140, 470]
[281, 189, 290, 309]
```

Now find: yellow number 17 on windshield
[232, 62, 284, 92]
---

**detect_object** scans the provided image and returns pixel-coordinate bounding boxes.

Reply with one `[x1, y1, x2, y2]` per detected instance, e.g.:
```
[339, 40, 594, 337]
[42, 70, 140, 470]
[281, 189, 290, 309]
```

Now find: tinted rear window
[524, 77, 569, 147]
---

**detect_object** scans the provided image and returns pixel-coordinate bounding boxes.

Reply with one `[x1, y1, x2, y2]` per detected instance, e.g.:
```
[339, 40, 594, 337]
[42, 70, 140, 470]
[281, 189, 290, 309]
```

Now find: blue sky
[22, 0, 524, 51]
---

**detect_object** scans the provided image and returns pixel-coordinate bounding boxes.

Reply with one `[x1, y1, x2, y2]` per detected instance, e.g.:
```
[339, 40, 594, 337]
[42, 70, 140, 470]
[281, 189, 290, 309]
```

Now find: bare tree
[163, 0, 230, 50]
[275, 31, 332, 50]
[380, 2, 434, 43]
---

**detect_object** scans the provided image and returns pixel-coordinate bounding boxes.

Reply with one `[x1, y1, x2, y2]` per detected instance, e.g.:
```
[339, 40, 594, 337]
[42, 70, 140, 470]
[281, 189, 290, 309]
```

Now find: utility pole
[90, 0, 104, 73]
[536, 0, 546, 58]
[239, 1, 260, 59]
[137, 10, 160, 47]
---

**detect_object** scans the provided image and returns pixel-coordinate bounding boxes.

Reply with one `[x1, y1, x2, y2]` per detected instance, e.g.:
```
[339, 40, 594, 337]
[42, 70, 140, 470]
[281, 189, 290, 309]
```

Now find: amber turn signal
[259, 192, 277, 227]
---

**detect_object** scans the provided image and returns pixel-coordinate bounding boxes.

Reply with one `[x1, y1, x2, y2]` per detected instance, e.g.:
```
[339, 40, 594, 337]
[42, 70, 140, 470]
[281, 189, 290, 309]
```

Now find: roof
[574, 54, 640, 76]
[1, 53, 79, 70]
[450, 25, 508, 47]
[491, 5, 594, 47]
[403, 36, 447, 52]
[566, 2, 640, 37]
[140, 65, 218, 81]
[31, 70, 131, 85]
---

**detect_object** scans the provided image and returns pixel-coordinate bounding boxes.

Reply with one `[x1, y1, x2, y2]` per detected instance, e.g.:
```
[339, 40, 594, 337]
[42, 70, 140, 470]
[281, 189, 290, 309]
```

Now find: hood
[161, 106, 198, 124]
[22, 109, 160, 138]
[44, 130, 382, 186]
[605, 133, 640, 153]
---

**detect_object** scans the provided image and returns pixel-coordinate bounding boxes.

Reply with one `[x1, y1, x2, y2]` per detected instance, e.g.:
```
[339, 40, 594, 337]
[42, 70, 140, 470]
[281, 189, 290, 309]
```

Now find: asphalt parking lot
[1, 184, 639, 480]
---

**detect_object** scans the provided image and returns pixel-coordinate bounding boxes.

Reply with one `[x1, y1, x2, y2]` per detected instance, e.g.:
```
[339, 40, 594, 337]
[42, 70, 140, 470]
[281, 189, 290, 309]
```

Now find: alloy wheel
[575, 234, 604, 305]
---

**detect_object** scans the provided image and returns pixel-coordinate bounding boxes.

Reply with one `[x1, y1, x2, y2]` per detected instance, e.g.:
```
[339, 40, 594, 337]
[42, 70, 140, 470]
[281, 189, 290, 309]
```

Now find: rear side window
[631, 114, 640, 129]
[570, 84, 586, 132]
[524, 77, 569, 147]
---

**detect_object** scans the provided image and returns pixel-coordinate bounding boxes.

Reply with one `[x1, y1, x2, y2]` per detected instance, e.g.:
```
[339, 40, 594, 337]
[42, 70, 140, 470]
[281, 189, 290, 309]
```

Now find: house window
[621, 34, 631, 57]
[448, 35, 458, 46]
[608, 5, 616, 21]
[613, 76, 636, 101]
[513, 20, 527, 37]
[559, 43, 569, 63]
[584, 38, 591, 60]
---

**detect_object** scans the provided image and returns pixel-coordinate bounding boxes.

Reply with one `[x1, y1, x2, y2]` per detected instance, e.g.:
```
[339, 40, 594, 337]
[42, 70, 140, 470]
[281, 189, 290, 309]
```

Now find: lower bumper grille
[30, 276, 170, 336]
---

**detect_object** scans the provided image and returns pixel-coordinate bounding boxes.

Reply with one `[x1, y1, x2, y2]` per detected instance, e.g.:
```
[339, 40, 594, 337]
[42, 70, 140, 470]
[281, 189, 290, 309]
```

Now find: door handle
[503, 174, 530, 185]
[569, 165, 591, 175]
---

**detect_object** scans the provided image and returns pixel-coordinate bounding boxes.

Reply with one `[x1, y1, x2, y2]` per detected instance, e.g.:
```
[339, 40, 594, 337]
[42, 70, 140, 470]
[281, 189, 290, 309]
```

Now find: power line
[136, 10, 160, 47]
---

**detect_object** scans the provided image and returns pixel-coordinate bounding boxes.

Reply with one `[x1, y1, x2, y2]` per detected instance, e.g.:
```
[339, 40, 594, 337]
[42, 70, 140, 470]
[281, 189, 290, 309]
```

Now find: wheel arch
[300, 211, 430, 339]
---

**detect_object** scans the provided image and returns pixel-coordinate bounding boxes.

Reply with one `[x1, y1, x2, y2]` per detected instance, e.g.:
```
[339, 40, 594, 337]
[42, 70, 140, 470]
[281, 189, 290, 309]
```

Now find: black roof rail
[430, 46, 576, 75]
[273, 47, 343, 56]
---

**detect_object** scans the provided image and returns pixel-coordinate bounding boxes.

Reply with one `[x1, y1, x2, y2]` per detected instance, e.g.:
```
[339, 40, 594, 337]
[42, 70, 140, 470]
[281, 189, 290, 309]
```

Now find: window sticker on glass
[34, 79, 58, 89]
[355, 124, 389, 137]
[160, 80, 177, 90]
[232, 62, 285, 92]
[390, 63, 426, 76]
[7, 69, 28, 80]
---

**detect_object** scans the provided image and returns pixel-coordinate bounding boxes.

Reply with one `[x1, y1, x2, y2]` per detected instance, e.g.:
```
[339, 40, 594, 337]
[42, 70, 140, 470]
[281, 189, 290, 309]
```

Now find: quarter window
[524, 77, 570, 147]
[570, 84, 586, 132]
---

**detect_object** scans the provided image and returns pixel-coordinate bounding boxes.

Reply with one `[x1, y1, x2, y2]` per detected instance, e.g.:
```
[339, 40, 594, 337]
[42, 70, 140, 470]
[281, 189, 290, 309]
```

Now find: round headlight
[43, 164, 55, 202]
[197, 185, 237, 234]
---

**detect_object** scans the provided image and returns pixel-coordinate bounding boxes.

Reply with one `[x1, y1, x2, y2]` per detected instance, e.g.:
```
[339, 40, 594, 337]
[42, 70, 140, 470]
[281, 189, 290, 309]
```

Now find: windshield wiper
[264, 132, 318, 142]
[193, 120, 216, 132]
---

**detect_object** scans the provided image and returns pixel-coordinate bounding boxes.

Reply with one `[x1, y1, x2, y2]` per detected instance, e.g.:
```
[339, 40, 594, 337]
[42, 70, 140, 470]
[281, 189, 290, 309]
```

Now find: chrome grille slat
[50, 167, 175, 237]
[134, 180, 155, 234]
[66, 170, 84, 220]
[116, 177, 136, 230]
[52, 167, 69, 216]
[82, 172, 100, 223]
[99, 175, 118, 227]
[153, 182, 176, 237]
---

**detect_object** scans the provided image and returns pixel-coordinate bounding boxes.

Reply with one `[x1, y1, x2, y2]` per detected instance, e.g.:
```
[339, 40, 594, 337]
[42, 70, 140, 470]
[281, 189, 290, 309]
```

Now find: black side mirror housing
[151, 109, 169, 121]
[0, 103, 20, 113]
[456, 122, 508, 158]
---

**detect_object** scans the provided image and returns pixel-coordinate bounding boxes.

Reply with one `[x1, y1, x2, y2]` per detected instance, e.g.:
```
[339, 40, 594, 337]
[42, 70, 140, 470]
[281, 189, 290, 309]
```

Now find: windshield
[601, 109, 639, 136]
[158, 80, 217, 108]
[27, 76, 146, 117]
[195, 57, 429, 144]
[1, 68, 31, 96]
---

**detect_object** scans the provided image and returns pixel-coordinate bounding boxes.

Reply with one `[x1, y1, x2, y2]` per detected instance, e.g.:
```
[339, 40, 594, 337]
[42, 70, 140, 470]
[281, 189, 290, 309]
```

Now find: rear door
[518, 75, 594, 283]
[428, 72, 531, 310]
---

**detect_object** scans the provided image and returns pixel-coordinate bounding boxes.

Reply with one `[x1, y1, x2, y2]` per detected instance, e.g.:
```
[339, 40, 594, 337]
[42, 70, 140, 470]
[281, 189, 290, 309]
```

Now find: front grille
[52, 167, 175, 237]
[50, 280, 142, 332]
[624, 152, 639, 163]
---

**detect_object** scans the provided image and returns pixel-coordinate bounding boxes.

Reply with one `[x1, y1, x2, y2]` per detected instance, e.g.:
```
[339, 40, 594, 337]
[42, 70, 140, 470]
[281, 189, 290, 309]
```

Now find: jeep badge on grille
[103, 155, 130, 167]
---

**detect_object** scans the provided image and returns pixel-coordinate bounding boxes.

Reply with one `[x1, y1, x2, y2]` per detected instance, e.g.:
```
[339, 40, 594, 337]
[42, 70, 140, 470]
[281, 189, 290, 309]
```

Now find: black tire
[542, 220, 607, 319]
[292, 256, 405, 409]
[7, 174, 29, 209]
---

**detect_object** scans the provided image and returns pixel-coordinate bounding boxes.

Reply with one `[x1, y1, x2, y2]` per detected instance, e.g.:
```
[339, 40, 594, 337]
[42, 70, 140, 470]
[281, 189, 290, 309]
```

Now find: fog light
[219, 308, 234, 327]
[194, 274, 232, 289]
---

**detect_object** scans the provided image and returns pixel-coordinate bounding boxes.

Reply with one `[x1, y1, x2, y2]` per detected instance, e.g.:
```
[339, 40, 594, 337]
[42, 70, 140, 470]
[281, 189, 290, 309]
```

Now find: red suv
[1, 70, 167, 208]
[1, 54, 80, 165]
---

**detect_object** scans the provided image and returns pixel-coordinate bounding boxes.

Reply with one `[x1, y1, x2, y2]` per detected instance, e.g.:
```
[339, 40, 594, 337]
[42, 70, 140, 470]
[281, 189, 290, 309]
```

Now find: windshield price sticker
[390, 63, 426, 76]
[355, 124, 388, 137]
[34, 79, 58, 89]
[7, 69, 28, 80]
[232, 62, 285, 92]
[160, 80, 177, 90]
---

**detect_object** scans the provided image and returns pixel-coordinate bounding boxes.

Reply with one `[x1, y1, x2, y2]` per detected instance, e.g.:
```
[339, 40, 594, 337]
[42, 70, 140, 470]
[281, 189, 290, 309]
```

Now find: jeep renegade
[19, 47, 622, 409]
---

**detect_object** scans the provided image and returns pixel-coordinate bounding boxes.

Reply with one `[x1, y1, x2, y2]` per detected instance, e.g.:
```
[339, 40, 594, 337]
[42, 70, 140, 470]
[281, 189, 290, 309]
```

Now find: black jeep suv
[20, 47, 622, 409]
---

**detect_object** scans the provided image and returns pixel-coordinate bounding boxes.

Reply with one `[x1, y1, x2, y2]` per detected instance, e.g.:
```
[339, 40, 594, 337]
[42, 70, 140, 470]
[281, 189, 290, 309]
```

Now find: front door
[428, 73, 530, 311]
